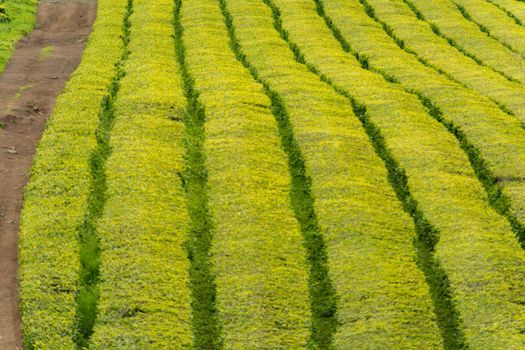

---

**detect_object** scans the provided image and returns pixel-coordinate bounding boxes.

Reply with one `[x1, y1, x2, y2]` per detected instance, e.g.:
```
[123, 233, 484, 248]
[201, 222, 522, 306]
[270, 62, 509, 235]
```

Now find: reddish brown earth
[0, 1, 96, 348]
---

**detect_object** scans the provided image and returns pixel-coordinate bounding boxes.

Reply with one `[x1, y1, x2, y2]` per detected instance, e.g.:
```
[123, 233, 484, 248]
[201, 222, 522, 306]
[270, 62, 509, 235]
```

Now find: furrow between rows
[173, 0, 221, 348]
[223, 0, 444, 347]
[73, 0, 133, 346]
[265, 0, 525, 347]
[257, 0, 464, 346]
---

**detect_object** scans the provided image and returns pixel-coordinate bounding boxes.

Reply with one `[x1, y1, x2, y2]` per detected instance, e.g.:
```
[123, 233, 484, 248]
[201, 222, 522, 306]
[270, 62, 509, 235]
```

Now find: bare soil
[0, 1, 96, 348]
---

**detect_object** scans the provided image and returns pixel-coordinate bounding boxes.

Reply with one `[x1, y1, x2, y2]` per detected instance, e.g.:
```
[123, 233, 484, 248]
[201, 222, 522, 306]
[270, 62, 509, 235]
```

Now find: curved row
[449, 0, 525, 57]
[320, 0, 525, 254]
[16, 0, 525, 347]
[488, 0, 525, 23]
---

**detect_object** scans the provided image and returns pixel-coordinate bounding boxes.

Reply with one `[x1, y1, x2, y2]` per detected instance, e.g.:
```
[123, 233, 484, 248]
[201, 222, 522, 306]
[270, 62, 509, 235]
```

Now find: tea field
[7, 0, 525, 348]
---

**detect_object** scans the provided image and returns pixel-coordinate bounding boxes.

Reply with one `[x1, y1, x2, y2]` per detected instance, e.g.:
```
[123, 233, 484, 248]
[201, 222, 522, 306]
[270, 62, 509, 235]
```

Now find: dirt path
[0, 1, 96, 348]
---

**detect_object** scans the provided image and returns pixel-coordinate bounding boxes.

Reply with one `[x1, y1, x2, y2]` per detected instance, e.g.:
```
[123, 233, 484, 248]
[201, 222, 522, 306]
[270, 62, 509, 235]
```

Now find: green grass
[38, 45, 54, 60]
[0, 0, 37, 73]
[3, 84, 32, 115]
[0, 6, 10, 23]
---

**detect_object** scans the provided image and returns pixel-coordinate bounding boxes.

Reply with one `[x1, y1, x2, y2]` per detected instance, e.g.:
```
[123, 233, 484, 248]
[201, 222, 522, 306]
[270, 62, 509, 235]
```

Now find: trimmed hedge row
[0, 0, 37, 72]
[180, 0, 312, 348]
[362, 0, 525, 121]
[271, 0, 525, 347]
[88, 0, 193, 347]
[223, 0, 443, 348]
[18, 0, 128, 347]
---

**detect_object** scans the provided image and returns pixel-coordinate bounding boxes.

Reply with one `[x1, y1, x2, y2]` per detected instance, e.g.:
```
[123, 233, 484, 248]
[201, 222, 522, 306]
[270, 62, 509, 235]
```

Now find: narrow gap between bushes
[173, 1, 223, 348]
[217, 0, 339, 348]
[73, 0, 133, 348]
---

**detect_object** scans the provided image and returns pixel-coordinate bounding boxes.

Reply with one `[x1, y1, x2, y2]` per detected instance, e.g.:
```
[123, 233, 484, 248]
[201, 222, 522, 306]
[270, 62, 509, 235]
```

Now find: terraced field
[3, 0, 525, 348]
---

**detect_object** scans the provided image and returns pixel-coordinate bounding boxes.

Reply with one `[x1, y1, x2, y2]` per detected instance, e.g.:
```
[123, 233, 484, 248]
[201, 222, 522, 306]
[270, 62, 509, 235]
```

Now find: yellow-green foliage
[273, 0, 525, 347]
[17, 0, 525, 347]
[407, 0, 525, 82]
[224, 0, 442, 347]
[0, 0, 37, 72]
[18, 0, 127, 347]
[451, 0, 525, 56]
[181, 0, 312, 347]
[364, 0, 525, 120]
[322, 0, 525, 249]
[488, 0, 525, 23]
[88, 0, 192, 348]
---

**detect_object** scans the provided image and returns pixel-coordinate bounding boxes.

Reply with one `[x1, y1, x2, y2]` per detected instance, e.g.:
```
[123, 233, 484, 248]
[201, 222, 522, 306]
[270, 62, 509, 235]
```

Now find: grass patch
[38, 45, 54, 60]
[0, 0, 37, 73]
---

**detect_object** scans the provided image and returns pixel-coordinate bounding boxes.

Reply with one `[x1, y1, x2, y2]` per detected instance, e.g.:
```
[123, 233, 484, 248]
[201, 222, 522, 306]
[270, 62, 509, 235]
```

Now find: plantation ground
[2, 0, 525, 348]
